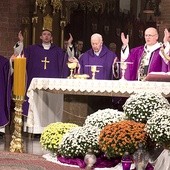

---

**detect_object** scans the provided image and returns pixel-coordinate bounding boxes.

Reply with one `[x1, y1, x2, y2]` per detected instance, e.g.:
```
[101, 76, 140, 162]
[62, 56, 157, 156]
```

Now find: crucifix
[41, 57, 50, 70]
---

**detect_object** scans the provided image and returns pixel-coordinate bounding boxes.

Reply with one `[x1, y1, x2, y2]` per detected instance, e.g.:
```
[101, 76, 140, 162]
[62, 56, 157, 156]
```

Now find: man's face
[77, 41, 83, 51]
[40, 30, 53, 43]
[144, 28, 158, 46]
[91, 37, 103, 53]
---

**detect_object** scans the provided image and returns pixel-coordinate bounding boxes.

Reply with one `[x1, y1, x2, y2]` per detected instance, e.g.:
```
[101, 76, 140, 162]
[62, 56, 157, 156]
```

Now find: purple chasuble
[79, 45, 117, 80]
[23, 44, 69, 116]
[0, 55, 11, 126]
[125, 46, 168, 80]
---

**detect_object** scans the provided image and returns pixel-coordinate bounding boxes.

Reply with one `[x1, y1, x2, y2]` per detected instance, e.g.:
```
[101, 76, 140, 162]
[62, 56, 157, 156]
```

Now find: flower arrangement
[84, 108, 126, 129]
[58, 125, 100, 158]
[40, 122, 78, 153]
[99, 120, 147, 158]
[123, 92, 170, 123]
[145, 108, 170, 149]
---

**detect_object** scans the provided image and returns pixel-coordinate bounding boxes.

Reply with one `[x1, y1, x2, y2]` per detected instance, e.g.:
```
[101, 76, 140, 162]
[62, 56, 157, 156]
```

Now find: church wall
[0, 0, 30, 58]
[158, 0, 170, 41]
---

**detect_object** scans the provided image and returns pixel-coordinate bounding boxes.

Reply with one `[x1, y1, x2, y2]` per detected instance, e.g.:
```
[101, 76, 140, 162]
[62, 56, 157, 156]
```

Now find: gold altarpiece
[21, 0, 65, 47]
[21, 0, 161, 51]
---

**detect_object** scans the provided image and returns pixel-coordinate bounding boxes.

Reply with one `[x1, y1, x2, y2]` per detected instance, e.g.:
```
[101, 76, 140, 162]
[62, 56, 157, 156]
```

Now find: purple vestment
[79, 45, 117, 80]
[78, 45, 117, 112]
[23, 44, 69, 116]
[125, 46, 168, 80]
[0, 55, 11, 126]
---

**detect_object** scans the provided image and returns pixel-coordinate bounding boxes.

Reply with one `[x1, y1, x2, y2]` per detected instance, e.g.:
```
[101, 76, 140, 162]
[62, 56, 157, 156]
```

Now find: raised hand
[67, 33, 73, 46]
[163, 28, 170, 44]
[68, 56, 78, 63]
[121, 32, 129, 47]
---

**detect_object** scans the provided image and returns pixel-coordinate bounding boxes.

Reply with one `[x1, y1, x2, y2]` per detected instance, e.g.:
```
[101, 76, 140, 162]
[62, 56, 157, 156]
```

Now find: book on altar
[145, 72, 170, 82]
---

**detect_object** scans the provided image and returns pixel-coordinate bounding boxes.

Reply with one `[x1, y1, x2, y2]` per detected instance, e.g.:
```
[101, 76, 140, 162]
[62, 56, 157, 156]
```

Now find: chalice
[67, 62, 77, 79]
[91, 65, 99, 80]
[117, 61, 133, 80]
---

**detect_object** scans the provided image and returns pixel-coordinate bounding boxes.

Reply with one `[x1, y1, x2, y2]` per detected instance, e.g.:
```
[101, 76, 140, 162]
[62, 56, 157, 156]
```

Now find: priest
[121, 27, 169, 81]
[78, 33, 117, 80]
[0, 55, 11, 134]
[73, 33, 117, 112]
[14, 30, 69, 134]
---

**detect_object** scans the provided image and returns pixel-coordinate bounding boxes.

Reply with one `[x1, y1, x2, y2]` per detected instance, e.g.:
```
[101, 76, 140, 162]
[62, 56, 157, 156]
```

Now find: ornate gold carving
[51, 0, 62, 14]
[43, 14, 53, 32]
[60, 20, 67, 48]
[21, 17, 30, 25]
[32, 17, 38, 45]
[10, 96, 25, 153]
[36, 0, 48, 13]
[32, 17, 38, 24]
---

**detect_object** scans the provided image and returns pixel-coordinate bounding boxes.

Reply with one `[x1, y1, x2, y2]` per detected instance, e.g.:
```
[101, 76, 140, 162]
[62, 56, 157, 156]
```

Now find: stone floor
[0, 133, 48, 155]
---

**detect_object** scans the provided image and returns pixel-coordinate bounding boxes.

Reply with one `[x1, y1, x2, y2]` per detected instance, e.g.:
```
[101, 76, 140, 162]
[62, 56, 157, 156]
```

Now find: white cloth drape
[26, 78, 170, 133]
[25, 90, 63, 134]
[150, 149, 170, 170]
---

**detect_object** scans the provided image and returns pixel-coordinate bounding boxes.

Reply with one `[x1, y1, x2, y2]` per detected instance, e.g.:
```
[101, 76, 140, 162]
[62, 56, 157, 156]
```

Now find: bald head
[91, 33, 103, 52]
[144, 27, 159, 46]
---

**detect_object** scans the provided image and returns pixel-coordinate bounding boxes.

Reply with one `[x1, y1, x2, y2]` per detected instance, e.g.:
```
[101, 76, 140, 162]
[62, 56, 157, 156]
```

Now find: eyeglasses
[144, 34, 157, 38]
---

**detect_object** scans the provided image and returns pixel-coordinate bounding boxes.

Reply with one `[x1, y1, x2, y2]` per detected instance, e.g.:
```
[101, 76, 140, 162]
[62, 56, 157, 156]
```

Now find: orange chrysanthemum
[99, 120, 147, 158]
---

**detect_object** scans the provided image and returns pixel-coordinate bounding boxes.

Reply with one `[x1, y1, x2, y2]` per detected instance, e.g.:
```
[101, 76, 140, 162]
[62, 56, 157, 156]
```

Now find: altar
[26, 78, 170, 133]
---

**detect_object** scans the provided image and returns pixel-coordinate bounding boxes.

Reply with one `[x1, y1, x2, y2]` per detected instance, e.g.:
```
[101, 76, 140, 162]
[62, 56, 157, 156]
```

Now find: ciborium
[67, 62, 77, 79]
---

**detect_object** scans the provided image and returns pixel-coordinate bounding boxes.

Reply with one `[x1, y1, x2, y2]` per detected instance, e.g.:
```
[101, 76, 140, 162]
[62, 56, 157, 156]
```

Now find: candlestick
[13, 56, 26, 97]
[10, 96, 25, 153]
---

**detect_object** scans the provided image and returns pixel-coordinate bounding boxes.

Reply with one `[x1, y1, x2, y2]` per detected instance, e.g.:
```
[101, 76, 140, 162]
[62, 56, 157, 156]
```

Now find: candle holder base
[10, 96, 25, 153]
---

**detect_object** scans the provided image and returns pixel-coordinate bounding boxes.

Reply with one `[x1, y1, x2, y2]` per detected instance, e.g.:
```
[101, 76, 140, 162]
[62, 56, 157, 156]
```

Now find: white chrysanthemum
[145, 108, 170, 145]
[58, 125, 100, 158]
[123, 92, 170, 123]
[84, 108, 126, 129]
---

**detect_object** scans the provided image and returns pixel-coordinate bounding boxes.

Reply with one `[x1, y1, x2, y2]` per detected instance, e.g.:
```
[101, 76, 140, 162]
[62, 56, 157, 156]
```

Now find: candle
[13, 56, 26, 96]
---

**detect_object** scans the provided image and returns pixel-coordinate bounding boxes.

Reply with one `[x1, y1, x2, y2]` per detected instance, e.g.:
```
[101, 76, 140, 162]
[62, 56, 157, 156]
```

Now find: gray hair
[91, 33, 103, 42]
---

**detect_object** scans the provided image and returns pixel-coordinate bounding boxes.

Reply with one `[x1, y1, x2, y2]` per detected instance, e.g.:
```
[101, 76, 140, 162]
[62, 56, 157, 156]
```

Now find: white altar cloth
[26, 78, 170, 132]
[27, 78, 170, 97]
